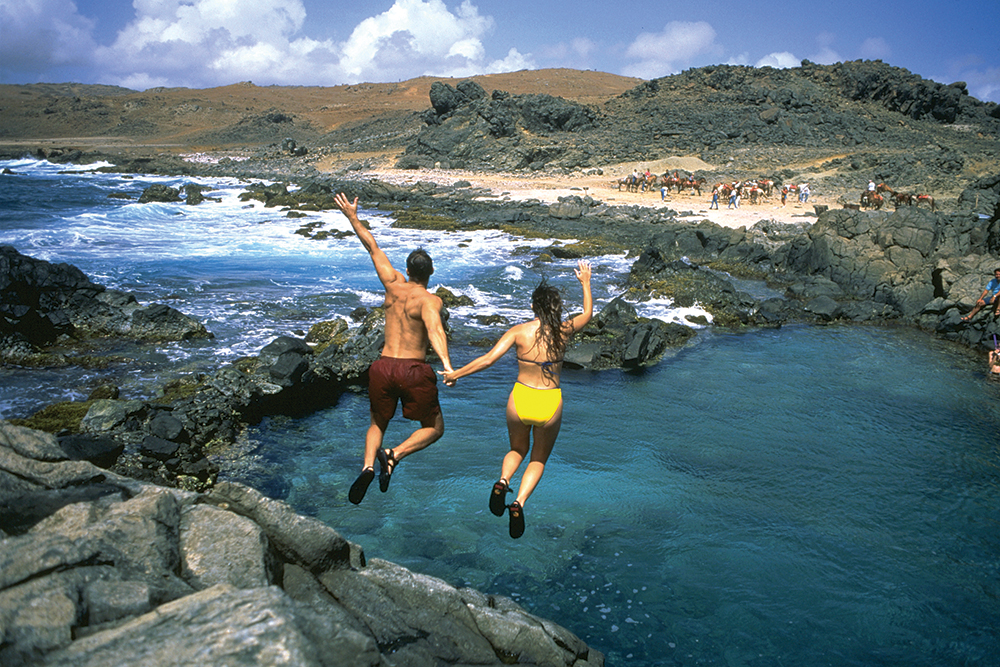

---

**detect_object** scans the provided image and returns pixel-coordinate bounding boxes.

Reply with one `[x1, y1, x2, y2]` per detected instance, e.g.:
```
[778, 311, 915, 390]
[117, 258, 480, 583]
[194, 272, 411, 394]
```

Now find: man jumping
[334, 193, 454, 504]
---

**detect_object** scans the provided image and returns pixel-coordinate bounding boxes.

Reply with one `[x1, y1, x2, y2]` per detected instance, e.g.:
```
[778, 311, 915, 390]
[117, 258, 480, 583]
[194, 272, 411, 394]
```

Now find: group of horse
[860, 183, 936, 211]
[616, 171, 707, 195]
[715, 178, 778, 205]
[616, 171, 783, 205]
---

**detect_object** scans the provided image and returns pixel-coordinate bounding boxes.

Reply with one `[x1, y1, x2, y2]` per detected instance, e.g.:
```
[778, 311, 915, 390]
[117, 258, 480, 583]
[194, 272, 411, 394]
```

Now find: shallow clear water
[249, 325, 1000, 666]
[3, 160, 999, 665]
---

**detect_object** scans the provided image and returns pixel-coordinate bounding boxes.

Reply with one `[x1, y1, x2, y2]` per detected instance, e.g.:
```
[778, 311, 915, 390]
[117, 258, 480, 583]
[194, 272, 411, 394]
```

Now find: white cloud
[535, 38, 596, 69]
[571, 38, 597, 60]
[94, 0, 321, 87]
[968, 67, 1000, 103]
[756, 52, 801, 69]
[809, 47, 841, 65]
[338, 0, 493, 81]
[487, 48, 535, 74]
[726, 52, 751, 66]
[859, 37, 891, 61]
[83, 0, 515, 88]
[804, 31, 842, 65]
[0, 0, 97, 74]
[622, 21, 721, 79]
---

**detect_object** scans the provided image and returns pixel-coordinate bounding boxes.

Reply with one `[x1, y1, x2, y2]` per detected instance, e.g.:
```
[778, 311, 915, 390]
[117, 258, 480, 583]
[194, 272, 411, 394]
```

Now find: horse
[757, 179, 775, 197]
[875, 183, 906, 208]
[860, 191, 884, 210]
[640, 173, 658, 193]
[914, 194, 936, 211]
[891, 191, 913, 208]
[661, 171, 685, 194]
[683, 177, 706, 196]
[747, 184, 770, 205]
[617, 174, 641, 193]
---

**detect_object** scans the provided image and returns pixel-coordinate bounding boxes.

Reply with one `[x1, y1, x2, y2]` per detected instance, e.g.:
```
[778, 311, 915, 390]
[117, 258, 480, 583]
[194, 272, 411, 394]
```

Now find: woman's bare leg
[513, 402, 562, 508]
[502, 392, 530, 483]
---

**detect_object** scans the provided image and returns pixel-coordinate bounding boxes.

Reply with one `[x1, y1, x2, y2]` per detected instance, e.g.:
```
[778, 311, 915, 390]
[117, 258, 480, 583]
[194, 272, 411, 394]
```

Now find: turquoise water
[2, 160, 999, 665]
[249, 325, 1000, 665]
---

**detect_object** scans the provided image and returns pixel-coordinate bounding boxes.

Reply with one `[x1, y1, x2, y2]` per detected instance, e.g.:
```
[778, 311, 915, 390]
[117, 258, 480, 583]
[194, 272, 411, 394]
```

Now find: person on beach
[441, 261, 593, 539]
[333, 193, 454, 504]
[727, 183, 738, 209]
[709, 185, 719, 209]
[961, 268, 1000, 322]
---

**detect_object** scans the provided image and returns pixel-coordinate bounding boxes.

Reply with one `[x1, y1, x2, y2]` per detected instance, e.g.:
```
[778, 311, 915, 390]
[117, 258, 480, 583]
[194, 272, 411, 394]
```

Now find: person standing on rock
[441, 261, 592, 539]
[333, 193, 454, 504]
[961, 268, 1000, 322]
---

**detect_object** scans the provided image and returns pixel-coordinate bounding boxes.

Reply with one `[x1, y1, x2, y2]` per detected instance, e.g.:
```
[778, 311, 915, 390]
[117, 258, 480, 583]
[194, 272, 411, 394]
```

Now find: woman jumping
[442, 260, 593, 538]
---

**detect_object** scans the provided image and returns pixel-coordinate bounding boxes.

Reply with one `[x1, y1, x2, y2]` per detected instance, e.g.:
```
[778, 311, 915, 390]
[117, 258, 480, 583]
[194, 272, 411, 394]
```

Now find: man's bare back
[381, 279, 441, 360]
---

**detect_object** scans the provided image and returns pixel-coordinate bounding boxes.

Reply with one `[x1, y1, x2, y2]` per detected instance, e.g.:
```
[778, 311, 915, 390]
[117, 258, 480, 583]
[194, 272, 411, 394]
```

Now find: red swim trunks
[367, 356, 440, 425]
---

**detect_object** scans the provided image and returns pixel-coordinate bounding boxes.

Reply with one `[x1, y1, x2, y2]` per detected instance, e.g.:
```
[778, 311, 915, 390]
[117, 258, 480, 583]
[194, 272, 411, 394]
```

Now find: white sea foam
[503, 266, 524, 282]
[0, 158, 707, 376]
[634, 297, 713, 326]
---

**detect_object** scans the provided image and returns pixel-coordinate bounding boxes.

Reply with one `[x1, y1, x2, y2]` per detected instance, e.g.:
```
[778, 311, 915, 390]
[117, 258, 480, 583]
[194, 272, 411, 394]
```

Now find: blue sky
[2, 0, 998, 103]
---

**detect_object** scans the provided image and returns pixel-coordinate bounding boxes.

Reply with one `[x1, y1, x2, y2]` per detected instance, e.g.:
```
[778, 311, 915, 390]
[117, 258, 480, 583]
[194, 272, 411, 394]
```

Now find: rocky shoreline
[3, 100, 1000, 664]
[1, 420, 602, 666]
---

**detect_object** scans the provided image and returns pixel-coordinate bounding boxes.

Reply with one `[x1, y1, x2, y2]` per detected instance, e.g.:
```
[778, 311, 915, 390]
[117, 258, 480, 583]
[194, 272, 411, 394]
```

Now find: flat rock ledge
[0, 420, 604, 667]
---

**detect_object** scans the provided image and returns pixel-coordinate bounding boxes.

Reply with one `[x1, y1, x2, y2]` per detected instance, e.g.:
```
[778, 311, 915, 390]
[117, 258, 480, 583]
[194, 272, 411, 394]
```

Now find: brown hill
[0, 69, 641, 153]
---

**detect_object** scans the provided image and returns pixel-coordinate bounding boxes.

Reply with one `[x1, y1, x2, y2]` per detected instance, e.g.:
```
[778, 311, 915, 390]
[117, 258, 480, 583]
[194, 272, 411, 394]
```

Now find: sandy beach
[339, 162, 828, 230]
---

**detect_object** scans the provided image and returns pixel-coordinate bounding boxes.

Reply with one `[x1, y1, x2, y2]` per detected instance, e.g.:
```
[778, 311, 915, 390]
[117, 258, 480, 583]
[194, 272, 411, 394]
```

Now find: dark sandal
[377, 448, 397, 493]
[490, 479, 510, 517]
[508, 501, 525, 539]
[349, 467, 375, 505]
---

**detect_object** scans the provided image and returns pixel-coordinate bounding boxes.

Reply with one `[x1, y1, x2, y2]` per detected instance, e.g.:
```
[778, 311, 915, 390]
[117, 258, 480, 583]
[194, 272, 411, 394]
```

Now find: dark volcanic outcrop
[398, 80, 599, 171]
[1, 245, 211, 364]
[397, 61, 999, 189]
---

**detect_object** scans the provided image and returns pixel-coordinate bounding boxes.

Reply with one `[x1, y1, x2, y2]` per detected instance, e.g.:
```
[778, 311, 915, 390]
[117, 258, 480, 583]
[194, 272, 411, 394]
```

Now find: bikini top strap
[517, 357, 562, 366]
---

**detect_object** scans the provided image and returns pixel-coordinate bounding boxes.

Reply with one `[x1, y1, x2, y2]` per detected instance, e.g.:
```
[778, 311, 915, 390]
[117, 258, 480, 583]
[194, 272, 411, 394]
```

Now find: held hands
[438, 370, 458, 387]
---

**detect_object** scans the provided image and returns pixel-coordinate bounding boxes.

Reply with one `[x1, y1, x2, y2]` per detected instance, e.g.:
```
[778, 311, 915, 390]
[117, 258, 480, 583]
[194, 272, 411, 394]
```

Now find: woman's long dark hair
[531, 280, 565, 359]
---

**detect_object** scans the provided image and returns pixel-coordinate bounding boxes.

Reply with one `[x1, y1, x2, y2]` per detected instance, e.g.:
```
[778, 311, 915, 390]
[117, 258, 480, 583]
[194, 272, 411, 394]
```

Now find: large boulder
[400, 81, 599, 171]
[567, 297, 695, 370]
[774, 207, 992, 317]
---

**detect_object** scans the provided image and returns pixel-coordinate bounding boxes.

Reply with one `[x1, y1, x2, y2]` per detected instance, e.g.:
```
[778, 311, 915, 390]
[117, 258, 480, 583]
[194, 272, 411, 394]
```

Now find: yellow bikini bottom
[511, 382, 562, 426]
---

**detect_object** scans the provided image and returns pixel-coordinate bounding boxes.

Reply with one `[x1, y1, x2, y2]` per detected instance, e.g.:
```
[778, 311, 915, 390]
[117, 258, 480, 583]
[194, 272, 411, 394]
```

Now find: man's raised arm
[334, 193, 400, 287]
